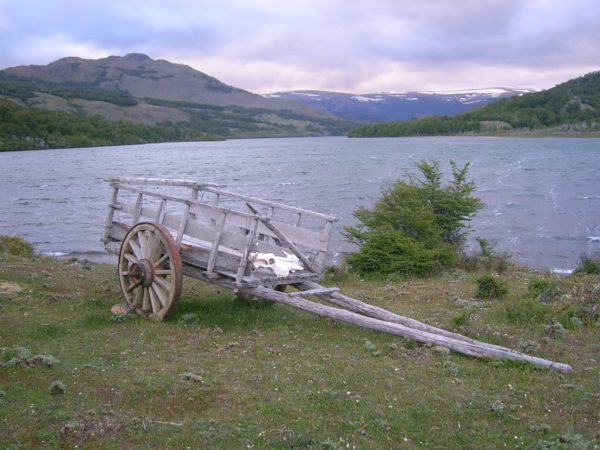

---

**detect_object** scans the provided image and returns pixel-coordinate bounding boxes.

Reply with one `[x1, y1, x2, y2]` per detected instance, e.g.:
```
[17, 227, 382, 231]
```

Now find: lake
[1, 136, 599, 272]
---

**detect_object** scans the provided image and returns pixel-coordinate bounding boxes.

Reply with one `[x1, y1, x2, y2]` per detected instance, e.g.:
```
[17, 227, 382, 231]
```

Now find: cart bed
[103, 178, 337, 288]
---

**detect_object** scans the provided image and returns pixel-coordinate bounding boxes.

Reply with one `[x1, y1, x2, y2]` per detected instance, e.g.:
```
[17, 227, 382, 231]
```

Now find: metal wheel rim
[117, 222, 182, 320]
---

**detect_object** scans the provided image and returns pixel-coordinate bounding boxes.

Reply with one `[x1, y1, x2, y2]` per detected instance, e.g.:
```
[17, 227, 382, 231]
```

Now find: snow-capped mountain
[263, 88, 535, 122]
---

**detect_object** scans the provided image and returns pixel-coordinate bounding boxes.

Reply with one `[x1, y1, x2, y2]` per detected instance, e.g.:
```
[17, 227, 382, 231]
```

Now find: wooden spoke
[129, 240, 143, 260]
[154, 253, 169, 267]
[151, 282, 169, 307]
[149, 285, 163, 308]
[153, 269, 172, 276]
[124, 253, 138, 265]
[149, 288, 161, 313]
[153, 275, 172, 292]
[127, 279, 142, 293]
[117, 222, 182, 320]
[132, 287, 143, 306]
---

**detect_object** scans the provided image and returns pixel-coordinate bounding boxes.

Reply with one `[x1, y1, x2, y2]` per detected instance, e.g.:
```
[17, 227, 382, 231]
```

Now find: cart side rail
[105, 177, 338, 223]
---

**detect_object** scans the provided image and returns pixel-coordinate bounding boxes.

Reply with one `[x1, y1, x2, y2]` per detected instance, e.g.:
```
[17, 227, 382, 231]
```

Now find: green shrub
[461, 237, 515, 273]
[346, 229, 457, 276]
[504, 298, 551, 324]
[345, 160, 482, 276]
[476, 274, 508, 299]
[0, 235, 34, 257]
[527, 277, 562, 303]
[573, 252, 600, 275]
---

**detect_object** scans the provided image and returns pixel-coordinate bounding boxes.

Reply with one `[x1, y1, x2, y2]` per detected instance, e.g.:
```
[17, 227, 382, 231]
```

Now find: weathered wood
[157, 199, 167, 224]
[289, 287, 340, 297]
[103, 186, 119, 242]
[112, 183, 330, 253]
[246, 202, 316, 272]
[236, 219, 259, 286]
[106, 177, 223, 189]
[131, 193, 143, 224]
[241, 286, 572, 373]
[202, 186, 338, 222]
[176, 203, 191, 245]
[295, 281, 510, 349]
[206, 212, 227, 274]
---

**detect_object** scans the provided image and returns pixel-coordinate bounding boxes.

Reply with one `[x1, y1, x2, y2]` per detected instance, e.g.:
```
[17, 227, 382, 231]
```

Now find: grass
[1, 253, 599, 449]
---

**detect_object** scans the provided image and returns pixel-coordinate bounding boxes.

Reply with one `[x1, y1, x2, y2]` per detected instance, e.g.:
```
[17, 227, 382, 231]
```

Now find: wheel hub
[129, 259, 155, 287]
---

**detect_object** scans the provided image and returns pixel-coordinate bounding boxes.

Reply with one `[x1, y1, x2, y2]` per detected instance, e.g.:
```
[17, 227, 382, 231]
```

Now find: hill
[265, 88, 532, 122]
[349, 71, 600, 137]
[0, 54, 355, 150]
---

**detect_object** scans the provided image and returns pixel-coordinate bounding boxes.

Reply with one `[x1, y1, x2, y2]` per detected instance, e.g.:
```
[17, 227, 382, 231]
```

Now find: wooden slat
[176, 203, 191, 245]
[131, 193, 143, 224]
[103, 186, 119, 242]
[236, 219, 258, 286]
[289, 287, 340, 297]
[206, 212, 227, 273]
[106, 177, 223, 189]
[202, 186, 338, 222]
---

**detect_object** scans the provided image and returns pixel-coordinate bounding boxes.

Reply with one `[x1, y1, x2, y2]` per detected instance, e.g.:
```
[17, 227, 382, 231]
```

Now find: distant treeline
[0, 100, 218, 152]
[350, 71, 600, 137]
[0, 78, 138, 107]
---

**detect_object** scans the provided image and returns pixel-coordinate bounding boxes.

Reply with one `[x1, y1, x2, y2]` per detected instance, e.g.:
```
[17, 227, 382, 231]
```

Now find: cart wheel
[118, 222, 182, 320]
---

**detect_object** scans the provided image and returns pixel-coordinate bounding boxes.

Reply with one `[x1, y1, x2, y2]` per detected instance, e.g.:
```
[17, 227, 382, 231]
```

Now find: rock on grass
[49, 380, 66, 395]
[180, 372, 204, 383]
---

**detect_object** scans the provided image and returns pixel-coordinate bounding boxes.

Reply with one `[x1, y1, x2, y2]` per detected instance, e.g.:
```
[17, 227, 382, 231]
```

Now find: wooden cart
[102, 177, 571, 372]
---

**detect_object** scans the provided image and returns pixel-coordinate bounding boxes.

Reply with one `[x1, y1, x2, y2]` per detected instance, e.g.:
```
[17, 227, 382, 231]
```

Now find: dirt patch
[60, 418, 122, 445]
[0, 282, 24, 294]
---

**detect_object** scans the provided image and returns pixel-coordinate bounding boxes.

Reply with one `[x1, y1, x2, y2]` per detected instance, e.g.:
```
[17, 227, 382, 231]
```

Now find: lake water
[1, 136, 599, 272]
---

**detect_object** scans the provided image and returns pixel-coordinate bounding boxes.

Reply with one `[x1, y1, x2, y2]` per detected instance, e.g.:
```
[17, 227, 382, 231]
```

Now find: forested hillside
[349, 71, 600, 137]
[0, 100, 218, 151]
[0, 54, 356, 151]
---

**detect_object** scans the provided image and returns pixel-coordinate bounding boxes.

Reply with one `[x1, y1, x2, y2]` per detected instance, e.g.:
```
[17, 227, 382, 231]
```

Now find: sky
[0, 0, 599, 94]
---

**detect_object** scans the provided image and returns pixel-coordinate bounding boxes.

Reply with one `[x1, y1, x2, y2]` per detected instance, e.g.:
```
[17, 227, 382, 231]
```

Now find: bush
[504, 298, 551, 324]
[476, 274, 509, 299]
[573, 252, 600, 275]
[527, 277, 561, 303]
[0, 235, 34, 257]
[461, 237, 515, 273]
[345, 161, 482, 277]
[345, 229, 456, 276]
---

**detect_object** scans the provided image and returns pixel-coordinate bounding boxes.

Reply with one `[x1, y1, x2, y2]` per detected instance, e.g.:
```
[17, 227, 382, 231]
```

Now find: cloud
[0, 0, 598, 92]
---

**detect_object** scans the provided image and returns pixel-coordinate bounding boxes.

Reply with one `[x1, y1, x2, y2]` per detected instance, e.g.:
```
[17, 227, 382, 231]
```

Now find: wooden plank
[105, 177, 223, 189]
[202, 186, 338, 222]
[157, 199, 167, 224]
[206, 212, 227, 273]
[241, 286, 573, 373]
[236, 219, 258, 286]
[176, 203, 191, 245]
[131, 193, 143, 224]
[103, 186, 119, 242]
[289, 287, 340, 297]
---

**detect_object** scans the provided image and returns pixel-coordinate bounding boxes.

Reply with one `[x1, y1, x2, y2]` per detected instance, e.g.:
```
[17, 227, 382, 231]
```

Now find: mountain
[0, 54, 356, 151]
[349, 71, 600, 137]
[3, 53, 311, 110]
[264, 88, 533, 122]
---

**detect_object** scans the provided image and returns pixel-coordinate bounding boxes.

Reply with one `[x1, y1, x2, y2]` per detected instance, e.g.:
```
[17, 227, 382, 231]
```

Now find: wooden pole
[240, 286, 572, 373]
[296, 281, 509, 350]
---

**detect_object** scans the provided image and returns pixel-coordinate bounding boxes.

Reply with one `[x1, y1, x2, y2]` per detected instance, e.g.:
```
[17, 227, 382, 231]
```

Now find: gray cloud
[0, 0, 598, 92]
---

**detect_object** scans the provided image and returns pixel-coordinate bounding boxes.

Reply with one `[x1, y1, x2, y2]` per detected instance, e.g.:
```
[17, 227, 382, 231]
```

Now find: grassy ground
[0, 253, 599, 449]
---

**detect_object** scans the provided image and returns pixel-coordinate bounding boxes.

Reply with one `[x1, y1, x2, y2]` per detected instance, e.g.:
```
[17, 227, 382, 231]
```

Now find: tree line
[350, 71, 600, 137]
